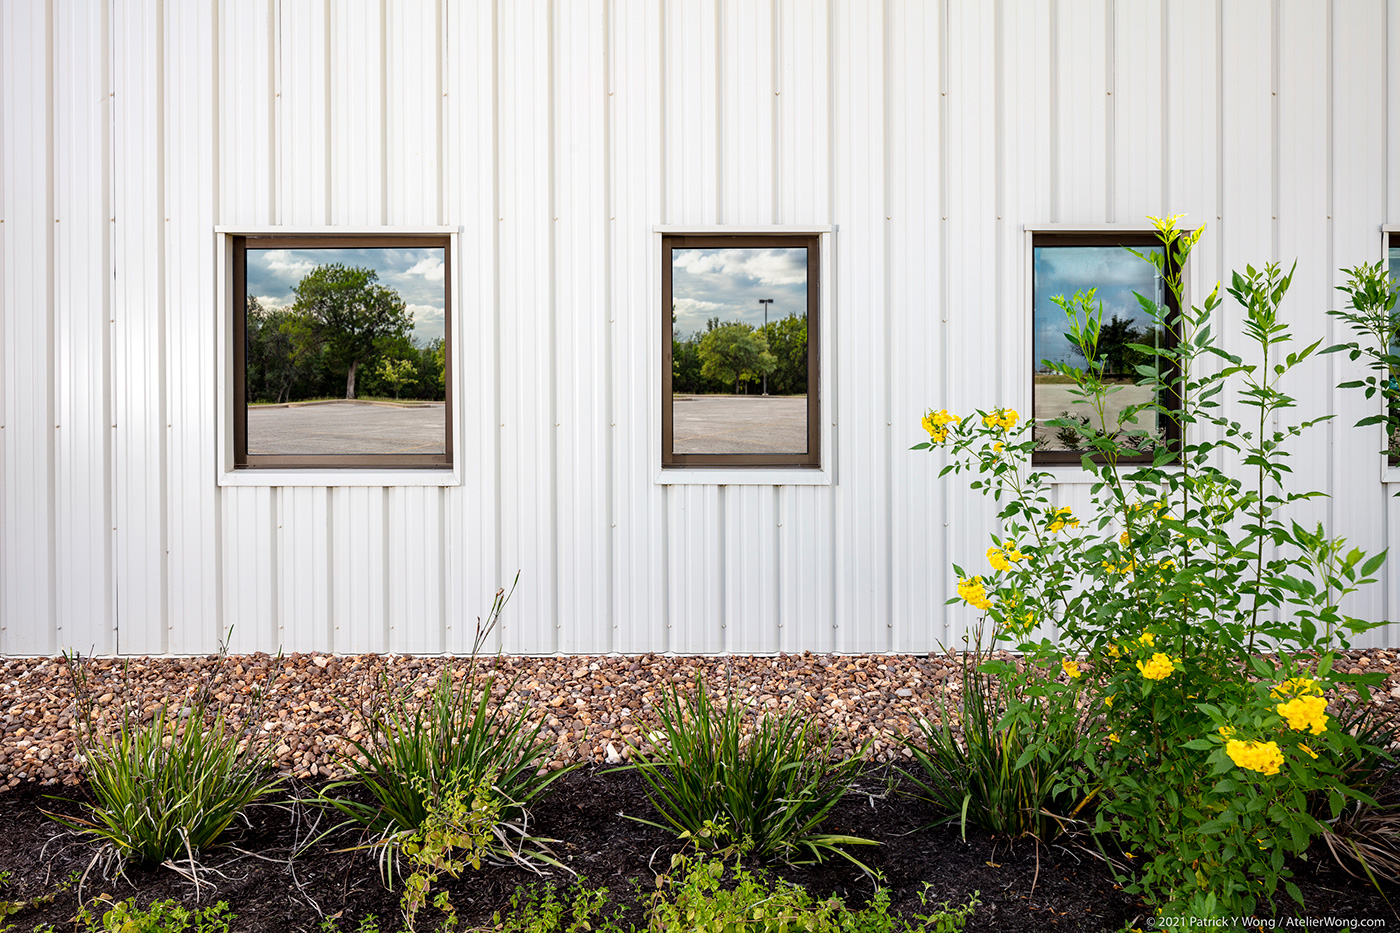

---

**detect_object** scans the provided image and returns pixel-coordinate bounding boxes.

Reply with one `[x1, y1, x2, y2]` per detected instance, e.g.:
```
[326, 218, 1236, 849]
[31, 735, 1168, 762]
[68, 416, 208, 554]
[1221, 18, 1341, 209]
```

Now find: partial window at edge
[662, 234, 820, 468]
[234, 235, 453, 469]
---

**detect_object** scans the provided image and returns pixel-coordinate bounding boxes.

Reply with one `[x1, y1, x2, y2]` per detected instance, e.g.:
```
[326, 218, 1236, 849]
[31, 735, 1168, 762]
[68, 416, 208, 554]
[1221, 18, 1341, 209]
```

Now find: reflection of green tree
[288, 264, 412, 399]
[759, 312, 808, 394]
[375, 357, 417, 400]
[672, 313, 807, 395]
[698, 323, 776, 394]
[1067, 313, 1161, 378]
[245, 295, 315, 404]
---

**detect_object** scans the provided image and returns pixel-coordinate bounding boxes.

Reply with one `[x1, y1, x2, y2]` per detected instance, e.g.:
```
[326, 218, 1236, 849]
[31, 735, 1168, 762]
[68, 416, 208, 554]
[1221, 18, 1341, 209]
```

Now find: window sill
[656, 468, 832, 486]
[1384, 465, 1400, 485]
[219, 468, 459, 488]
[1035, 464, 1183, 485]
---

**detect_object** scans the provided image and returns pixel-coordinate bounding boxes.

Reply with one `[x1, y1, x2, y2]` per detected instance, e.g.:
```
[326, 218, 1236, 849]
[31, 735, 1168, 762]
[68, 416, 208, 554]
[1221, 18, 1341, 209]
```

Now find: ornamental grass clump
[321, 578, 567, 927]
[49, 648, 283, 874]
[903, 625, 1098, 843]
[624, 673, 875, 868]
[915, 215, 1392, 919]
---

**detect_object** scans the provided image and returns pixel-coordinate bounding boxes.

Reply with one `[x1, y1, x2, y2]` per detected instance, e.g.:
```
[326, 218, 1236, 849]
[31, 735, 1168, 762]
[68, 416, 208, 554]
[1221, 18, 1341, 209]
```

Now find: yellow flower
[992, 441, 1004, 454]
[987, 547, 1011, 572]
[1276, 695, 1329, 736]
[1105, 643, 1121, 659]
[1108, 733, 1120, 744]
[1226, 738, 1284, 776]
[1062, 658, 1081, 680]
[922, 409, 957, 444]
[1102, 559, 1136, 575]
[1299, 743, 1319, 760]
[1119, 531, 1131, 547]
[1048, 507, 1079, 533]
[1138, 631, 1156, 647]
[1218, 725, 1236, 738]
[956, 576, 993, 612]
[1104, 694, 1114, 708]
[981, 408, 1020, 431]
[1135, 653, 1176, 681]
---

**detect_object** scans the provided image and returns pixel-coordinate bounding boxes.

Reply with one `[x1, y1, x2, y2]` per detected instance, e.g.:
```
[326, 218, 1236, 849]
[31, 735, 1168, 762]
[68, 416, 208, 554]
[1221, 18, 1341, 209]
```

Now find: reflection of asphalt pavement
[248, 401, 446, 455]
[1035, 383, 1154, 449]
[673, 395, 808, 454]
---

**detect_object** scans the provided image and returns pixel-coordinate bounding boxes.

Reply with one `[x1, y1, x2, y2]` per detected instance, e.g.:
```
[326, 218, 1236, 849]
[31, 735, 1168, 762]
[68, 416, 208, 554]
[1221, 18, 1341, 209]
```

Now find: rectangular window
[232, 235, 452, 469]
[1031, 232, 1181, 465]
[662, 234, 820, 469]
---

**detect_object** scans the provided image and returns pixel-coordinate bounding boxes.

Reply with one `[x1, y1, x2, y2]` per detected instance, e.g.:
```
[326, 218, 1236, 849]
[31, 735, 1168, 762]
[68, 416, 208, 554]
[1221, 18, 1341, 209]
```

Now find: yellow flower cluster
[1104, 694, 1114, 707]
[1048, 507, 1079, 533]
[1102, 558, 1137, 575]
[957, 576, 993, 611]
[1119, 531, 1131, 547]
[1226, 738, 1284, 776]
[1138, 631, 1156, 647]
[1062, 658, 1081, 679]
[986, 541, 1028, 572]
[1108, 732, 1120, 744]
[981, 408, 1019, 431]
[1270, 676, 1321, 700]
[1105, 643, 1121, 659]
[1136, 652, 1176, 681]
[922, 409, 957, 443]
[992, 441, 1004, 454]
[1276, 694, 1329, 736]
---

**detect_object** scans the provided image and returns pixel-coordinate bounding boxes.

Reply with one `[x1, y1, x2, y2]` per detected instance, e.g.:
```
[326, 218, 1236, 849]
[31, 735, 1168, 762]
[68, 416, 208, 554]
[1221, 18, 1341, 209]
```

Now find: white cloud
[406, 256, 446, 283]
[252, 293, 294, 311]
[675, 248, 807, 286]
[260, 250, 318, 278]
[407, 304, 446, 342]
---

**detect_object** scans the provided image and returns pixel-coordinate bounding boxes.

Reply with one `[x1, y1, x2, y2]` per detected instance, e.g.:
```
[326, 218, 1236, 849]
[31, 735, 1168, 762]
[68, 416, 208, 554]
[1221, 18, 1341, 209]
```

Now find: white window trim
[652, 225, 835, 486]
[214, 226, 463, 488]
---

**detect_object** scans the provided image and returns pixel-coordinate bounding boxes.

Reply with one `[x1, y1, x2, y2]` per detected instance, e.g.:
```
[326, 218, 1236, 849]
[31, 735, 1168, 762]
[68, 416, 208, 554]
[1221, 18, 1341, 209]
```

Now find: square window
[1031, 231, 1181, 465]
[662, 234, 821, 469]
[232, 234, 452, 470]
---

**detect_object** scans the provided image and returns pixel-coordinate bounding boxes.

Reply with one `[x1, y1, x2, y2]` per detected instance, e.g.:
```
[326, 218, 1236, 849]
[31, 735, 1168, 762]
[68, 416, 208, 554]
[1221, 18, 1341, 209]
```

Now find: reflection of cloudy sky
[1034, 246, 1164, 369]
[247, 247, 447, 344]
[671, 248, 808, 335]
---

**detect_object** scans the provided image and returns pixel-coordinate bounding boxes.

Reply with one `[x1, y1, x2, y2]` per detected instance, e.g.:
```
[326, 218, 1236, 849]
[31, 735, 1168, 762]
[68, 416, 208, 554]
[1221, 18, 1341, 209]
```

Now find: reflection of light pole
[758, 298, 774, 395]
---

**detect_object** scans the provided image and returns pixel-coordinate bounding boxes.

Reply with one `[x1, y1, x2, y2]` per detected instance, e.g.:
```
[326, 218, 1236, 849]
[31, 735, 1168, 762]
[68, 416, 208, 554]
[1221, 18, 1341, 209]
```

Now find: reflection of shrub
[1053, 411, 1087, 449]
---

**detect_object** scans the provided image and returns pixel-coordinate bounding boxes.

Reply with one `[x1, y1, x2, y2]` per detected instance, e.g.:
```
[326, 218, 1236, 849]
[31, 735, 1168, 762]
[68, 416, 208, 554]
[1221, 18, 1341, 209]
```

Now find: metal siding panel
[944, 0, 999, 650]
[387, 0, 440, 224]
[1391, 0, 1400, 222]
[1332, 1, 1389, 646]
[777, 0, 831, 224]
[165, 0, 219, 655]
[1112, 0, 1163, 221]
[778, 485, 834, 652]
[1053, 0, 1108, 222]
[52, 0, 114, 654]
[498, 0, 555, 653]
[279, 0, 329, 226]
[223, 486, 276, 653]
[667, 485, 723, 652]
[279, 486, 332, 652]
[1275, 0, 1331, 539]
[389, 486, 443, 653]
[610, 0, 667, 654]
[555, 0, 611, 654]
[443, 0, 500, 653]
[330, 0, 383, 225]
[0, 0, 55, 655]
[723, 487, 779, 653]
[887, 0, 943, 654]
[1164, 1, 1220, 306]
[720, 0, 775, 225]
[831, 0, 888, 653]
[332, 486, 389, 652]
[665, 0, 719, 224]
[112, 0, 166, 654]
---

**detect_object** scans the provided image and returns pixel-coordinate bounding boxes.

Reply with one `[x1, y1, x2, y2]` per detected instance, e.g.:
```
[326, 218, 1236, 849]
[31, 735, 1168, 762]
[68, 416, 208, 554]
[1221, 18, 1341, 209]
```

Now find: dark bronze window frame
[1031, 231, 1183, 467]
[661, 233, 821, 469]
[232, 234, 453, 470]
[1384, 232, 1400, 466]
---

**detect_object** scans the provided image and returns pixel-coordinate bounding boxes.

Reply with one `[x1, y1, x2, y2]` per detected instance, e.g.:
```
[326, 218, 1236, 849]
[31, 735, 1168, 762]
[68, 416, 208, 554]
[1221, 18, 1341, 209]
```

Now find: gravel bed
[2, 648, 1398, 790]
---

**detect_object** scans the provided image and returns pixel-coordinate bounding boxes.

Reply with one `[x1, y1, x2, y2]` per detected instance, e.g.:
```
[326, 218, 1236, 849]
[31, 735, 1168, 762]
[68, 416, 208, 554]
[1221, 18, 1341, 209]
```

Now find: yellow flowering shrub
[914, 215, 1391, 919]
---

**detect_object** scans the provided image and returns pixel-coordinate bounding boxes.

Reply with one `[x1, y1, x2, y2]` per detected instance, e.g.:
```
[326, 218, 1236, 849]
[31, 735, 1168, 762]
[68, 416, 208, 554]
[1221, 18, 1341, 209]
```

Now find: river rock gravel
[1, 648, 1396, 789]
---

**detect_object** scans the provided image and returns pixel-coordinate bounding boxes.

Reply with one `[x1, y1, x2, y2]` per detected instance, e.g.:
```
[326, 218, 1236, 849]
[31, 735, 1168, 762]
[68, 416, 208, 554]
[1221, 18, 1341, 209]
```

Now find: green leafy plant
[623, 674, 875, 868]
[321, 578, 567, 923]
[72, 897, 234, 933]
[1328, 260, 1400, 460]
[48, 647, 282, 872]
[485, 881, 628, 933]
[903, 625, 1098, 842]
[915, 215, 1390, 919]
[648, 855, 979, 933]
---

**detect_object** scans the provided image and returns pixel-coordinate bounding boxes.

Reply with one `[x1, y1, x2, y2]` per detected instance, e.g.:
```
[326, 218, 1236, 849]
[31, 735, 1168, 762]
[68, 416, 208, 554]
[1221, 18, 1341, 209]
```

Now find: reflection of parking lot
[247, 401, 446, 455]
[1034, 383, 1154, 449]
[673, 395, 808, 454]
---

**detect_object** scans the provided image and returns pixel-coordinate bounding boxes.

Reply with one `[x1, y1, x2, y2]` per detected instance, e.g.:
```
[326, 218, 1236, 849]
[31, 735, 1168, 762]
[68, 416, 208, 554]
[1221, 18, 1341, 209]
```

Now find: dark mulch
[0, 766, 1393, 932]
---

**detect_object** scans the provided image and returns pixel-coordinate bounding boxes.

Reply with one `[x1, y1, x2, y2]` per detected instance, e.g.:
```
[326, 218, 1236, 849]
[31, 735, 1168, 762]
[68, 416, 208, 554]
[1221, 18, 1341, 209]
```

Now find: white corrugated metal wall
[2, 0, 1399, 656]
